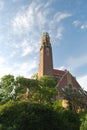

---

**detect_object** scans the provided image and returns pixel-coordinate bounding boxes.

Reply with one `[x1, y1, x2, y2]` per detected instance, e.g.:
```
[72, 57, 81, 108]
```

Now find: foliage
[36, 76, 57, 104]
[31, 73, 38, 79]
[16, 75, 38, 89]
[15, 75, 57, 105]
[61, 110, 80, 130]
[39, 75, 56, 86]
[1, 74, 14, 92]
[0, 101, 62, 130]
[62, 87, 86, 112]
[53, 100, 62, 110]
[0, 101, 80, 130]
[0, 74, 57, 105]
[0, 74, 82, 130]
[0, 74, 16, 103]
[80, 111, 87, 130]
[53, 100, 81, 130]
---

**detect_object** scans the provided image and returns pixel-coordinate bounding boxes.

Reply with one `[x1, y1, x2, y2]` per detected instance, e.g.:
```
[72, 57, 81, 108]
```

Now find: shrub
[0, 101, 63, 130]
[80, 113, 87, 130]
[0, 101, 80, 130]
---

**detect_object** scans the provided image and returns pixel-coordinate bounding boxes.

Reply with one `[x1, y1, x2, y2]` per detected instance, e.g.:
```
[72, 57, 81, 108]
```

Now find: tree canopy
[0, 101, 80, 130]
[0, 74, 86, 130]
[0, 74, 57, 105]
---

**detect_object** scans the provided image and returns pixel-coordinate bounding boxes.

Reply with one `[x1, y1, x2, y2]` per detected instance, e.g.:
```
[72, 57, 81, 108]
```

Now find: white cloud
[12, 58, 38, 77]
[22, 47, 32, 57]
[49, 12, 71, 30]
[48, 12, 71, 40]
[21, 40, 33, 56]
[54, 12, 72, 23]
[56, 26, 64, 39]
[77, 75, 87, 91]
[73, 20, 87, 30]
[44, 0, 53, 8]
[4, 0, 73, 78]
[11, 0, 72, 58]
[81, 24, 87, 29]
[12, 1, 72, 41]
[72, 20, 81, 27]
[56, 66, 66, 70]
[20, 60, 37, 72]
[12, 11, 31, 33]
[8, 38, 38, 58]
[0, 57, 38, 78]
[12, 1, 48, 34]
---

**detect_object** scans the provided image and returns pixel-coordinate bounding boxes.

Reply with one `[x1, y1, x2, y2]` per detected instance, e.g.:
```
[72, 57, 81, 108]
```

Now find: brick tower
[38, 32, 53, 79]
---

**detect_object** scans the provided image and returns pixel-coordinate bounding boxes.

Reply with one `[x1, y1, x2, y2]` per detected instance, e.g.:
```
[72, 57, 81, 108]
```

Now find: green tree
[15, 75, 57, 105]
[0, 74, 15, 103]
[15, 76, 39, 100]
[62, 87, 87, 112]
[39, 75, 56, 87]
[31, 73, 38, 79]
[1, 74, 14, 90]
[61, 110, 80, 130]
[80, 113, 87, 130]
[36, 76, 57, 105]
[0, 75, 57, 105]
[0, 101, 80, 130]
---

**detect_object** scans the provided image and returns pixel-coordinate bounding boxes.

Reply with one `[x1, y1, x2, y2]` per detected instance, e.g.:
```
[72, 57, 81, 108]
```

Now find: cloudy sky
[0, 0, 87, 90]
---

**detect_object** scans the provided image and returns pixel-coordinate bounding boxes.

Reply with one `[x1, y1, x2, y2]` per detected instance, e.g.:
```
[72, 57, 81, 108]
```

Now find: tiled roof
[53, 69, 66, 75]
[56, 71, 81, 90]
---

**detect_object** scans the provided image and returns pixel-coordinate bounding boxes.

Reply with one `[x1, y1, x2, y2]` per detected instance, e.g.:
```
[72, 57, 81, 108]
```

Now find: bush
[61, 110, 80, 130]
[80, 112, 87, 130]
[0, 101, 63, 130]
[0, 101, 80, 130]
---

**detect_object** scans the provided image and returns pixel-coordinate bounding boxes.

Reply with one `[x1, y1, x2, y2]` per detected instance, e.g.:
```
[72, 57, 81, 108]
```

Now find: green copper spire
[42, 32, 49, 37]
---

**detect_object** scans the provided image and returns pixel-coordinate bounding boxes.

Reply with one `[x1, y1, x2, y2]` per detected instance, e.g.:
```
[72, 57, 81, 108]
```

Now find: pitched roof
[53, 69, 66, 75]
[56, 71, 81, 91]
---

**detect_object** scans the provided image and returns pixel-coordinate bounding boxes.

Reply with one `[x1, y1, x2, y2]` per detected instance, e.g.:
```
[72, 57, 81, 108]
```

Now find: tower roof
[42, 32, 49, 37]
[53, 69, 65, 75]
[41, 32, 50, 46]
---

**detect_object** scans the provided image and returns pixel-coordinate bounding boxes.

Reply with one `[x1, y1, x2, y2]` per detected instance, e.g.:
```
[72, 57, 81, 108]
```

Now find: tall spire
[38, 32, 53, 79]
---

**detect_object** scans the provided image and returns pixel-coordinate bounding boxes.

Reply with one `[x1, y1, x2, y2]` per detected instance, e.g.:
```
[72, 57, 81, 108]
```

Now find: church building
[38, 32, 87, 99]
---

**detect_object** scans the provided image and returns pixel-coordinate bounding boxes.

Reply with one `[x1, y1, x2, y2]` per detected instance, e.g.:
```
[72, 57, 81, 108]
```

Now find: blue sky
[0, 0, 87, 90]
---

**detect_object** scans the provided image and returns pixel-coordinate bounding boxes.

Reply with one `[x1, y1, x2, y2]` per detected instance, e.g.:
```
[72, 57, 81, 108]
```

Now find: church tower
[38, 32, 53, 79]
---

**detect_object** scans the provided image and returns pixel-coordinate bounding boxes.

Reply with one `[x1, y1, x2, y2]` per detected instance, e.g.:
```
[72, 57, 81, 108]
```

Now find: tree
[1, 74, 14, 90]
[31, 73, 38, 79]
[36, 76, 57, 104]
[0, 74, 15, 103]
[15, 76, 39, 101]
[62, 87, 87, 112]
[0, 75, 57, 105]
[16, 75, 57, 104]
[61, 110, 80, 130]
[15, 75, 57, 105]
[80, 113, 87, 130]
[0, 101, 80, 130]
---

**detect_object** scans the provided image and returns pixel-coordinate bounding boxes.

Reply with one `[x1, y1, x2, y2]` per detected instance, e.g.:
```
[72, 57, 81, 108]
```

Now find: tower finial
[42, 32, 49, 37]
[41, 32, 50, 45]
